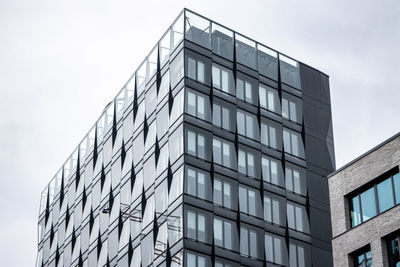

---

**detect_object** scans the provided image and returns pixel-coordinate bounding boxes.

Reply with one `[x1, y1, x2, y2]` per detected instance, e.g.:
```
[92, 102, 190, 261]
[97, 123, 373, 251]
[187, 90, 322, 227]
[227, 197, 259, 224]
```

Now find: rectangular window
[212, 64, 234, 95]
[259, 85, 280, 113]
[187, 56, 205, 83]
[285, 163, 307, 196]
[236, 75, 256, 104]
[261, 119, 281, 150]
[264, 195, 283, 225]
[186, 210, 206, 242]
[282, 95, 302, 124]
[237, 110, 259, 140]
[377, 177, 394, 212]
[283, 128, 305, 158]
[360, 187, 377, 222]
[351, 195, 362, 227]
[287, 202, 309, 234]
[262, 156, 284, 187]
[187, 130, 206, 159]
[213, 101, 233, 132]
[239, 186, 261, 217]
[213, 138, 234, 169]
[214, 218, 234, 250]
[289, 243, 306, 267]
[238, 149, 256, 178]
[214, 179, 231, 209]
[353, 247, 372, 267]
[170, 51, 184, 89]
[265, 233, 287, 266]
[186, 89, 210, 121]
[186, 167, 210, 200]
[240, 226, 258, 259]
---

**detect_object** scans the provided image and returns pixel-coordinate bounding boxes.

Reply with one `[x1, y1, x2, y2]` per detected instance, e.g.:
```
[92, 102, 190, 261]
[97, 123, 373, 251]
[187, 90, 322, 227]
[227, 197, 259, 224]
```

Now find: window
[213, 138, 235, 169]
[285, 163, 307, 196]
[186, 251, 208, 267]
[212, 64, 234, 95]
[187, 130, 205, 159]
[169, 167, 183, 206]
[239, 186, 261, 217]
[170, 89, 184, 127]
[145, 83, 157, 118]
[186, 167, 211, 201]
[350, 172, 400, 227]
[156, 104, 169, 138]
[187, 56, 205, 83]
[237, 110, 259, 140]
[282, 94, 302, 124]
[353, 247, 372, 267]
[214, 218, 234, 250]
[283, 128, 305, 158]
[158, 70, 170, 104]
[377, 178, 394, 212]
[259, 85, 280, 114]
[238, 149, 256, 178]
[169, 125, 183, 164]
[360, 188, 376, 222]
[262, 156, 284, 187]
[214, 179, 231, 209]
[240, 226, 258, 258]
[388, 233, 400, 267]
[186, 210, 206, 242]
[213, 100, 234, 132]
[186, 89, 210, 120]
[264, 194, 284, 226]
[171, 51, 184, 89]
[287, 202, 310, 234]
[289, 243, 306, 267]
[265, 233, 288, 266]
[236, 75, 256, 105]
[261, 119, 281, 150]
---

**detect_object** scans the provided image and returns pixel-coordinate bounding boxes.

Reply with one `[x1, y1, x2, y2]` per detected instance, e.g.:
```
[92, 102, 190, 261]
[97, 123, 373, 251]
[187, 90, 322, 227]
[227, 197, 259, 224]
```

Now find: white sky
[0, 0, 399, 265]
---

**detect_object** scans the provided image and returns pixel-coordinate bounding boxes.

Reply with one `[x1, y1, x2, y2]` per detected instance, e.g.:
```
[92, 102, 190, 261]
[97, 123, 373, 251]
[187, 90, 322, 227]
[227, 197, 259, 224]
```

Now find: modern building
[329, 133, 400, 266]
[36, 9, 335, 267]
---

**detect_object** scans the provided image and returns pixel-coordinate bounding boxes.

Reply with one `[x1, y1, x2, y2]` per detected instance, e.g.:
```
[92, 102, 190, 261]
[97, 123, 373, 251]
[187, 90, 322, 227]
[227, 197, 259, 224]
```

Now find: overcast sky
[1, 0, 400, 265]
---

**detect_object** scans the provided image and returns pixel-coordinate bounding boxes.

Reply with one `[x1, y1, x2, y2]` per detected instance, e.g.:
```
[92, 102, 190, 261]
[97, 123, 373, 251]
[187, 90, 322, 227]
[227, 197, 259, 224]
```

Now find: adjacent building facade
[329, 133, 400, 266]
[36, 9, 335, 267]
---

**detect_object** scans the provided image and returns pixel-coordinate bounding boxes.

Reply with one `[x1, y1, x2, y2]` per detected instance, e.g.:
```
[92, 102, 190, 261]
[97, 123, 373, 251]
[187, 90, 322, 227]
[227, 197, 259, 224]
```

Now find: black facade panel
[312, 246, 333, 267]
[307, 171, 330, 205]
[309, 206, 332, 244]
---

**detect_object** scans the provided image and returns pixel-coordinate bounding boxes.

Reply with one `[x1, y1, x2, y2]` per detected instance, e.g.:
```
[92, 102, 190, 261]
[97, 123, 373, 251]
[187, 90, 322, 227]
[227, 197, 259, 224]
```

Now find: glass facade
[36, 8, 334, 267]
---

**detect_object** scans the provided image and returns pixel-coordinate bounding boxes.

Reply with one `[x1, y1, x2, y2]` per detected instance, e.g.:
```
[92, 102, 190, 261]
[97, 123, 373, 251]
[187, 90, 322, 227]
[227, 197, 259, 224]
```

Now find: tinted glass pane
[360, 188, 377, 222]
[351, 196, 361, 227]
[214, 180, 222, 206]
[377, 178, 394, 212]
[224, 221, 232, 249]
